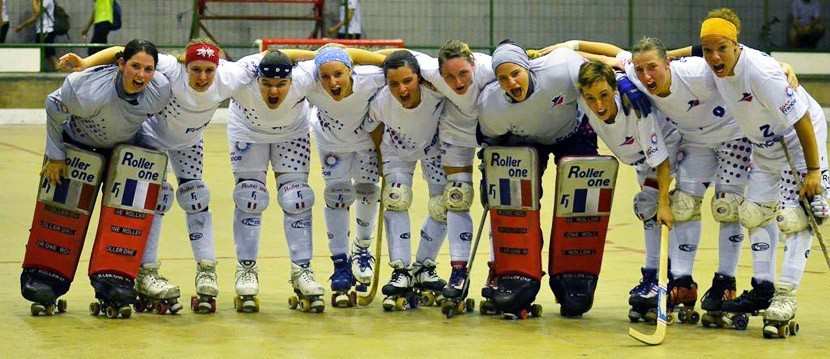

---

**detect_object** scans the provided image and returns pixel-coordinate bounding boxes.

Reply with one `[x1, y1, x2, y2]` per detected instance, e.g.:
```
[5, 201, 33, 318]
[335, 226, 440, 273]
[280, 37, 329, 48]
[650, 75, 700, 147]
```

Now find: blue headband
[314, 47, 353, 70]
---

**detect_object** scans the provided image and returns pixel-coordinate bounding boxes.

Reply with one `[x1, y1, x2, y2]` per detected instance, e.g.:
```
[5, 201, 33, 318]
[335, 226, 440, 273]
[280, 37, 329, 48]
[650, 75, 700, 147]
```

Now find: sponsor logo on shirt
[779, 87, 798, 115]
[620, 136, 635, 146]
[551, 95, 564, 107]
[686, 99, 700, 111]
[739, 92, 753, 102]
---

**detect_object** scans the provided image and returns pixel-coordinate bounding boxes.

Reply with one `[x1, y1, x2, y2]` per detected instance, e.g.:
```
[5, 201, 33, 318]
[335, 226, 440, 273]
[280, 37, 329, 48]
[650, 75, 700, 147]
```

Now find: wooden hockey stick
[629, 225, 669, 345]
[357, 177, 385, 306]
[781, 142, 830, 271]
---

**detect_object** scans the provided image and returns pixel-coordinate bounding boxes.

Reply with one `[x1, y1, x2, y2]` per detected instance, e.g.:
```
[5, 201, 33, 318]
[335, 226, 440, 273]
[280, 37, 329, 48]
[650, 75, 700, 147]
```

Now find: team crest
[739, 92, 753, 102]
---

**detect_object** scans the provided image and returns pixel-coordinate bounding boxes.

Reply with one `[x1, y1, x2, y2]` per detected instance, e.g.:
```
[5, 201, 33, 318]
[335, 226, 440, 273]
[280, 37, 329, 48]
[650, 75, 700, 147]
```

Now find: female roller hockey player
[575, 61, 679, 322]
[21, 39, 171, 317]
[59, 39, 259, 314]
[363, 50, 449, 311]
[684, 8, 829, 337]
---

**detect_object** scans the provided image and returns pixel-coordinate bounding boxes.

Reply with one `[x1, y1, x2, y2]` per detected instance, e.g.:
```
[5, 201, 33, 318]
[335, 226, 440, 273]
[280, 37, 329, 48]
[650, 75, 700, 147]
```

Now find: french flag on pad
[572, 187, 612, 213]
[121, 179, 160, 211]
[498, 178, 533, 207]
[48, 178, 97, 211]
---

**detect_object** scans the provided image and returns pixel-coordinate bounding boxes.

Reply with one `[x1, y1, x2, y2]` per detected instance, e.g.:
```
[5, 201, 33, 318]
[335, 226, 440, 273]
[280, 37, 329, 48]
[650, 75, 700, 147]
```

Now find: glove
[810, 194, 829, 224]
[617, 75, 652, 118]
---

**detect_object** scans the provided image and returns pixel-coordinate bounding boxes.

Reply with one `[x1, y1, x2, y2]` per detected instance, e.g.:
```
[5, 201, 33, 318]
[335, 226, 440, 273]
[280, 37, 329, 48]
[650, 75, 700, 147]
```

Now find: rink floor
[1, 124, 829, 358]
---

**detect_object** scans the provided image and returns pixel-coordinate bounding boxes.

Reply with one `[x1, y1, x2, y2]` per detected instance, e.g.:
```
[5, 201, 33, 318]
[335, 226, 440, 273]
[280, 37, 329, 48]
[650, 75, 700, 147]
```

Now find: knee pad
[443, 181, 474, 212]
[777, 206, 809, 234]
[670, 190, 702, 222]
[233, 180, 269, 214]
[324, 181, 355, 209]
[382, 182, 412, 211]
[428, 195, 448, 222]
[633, 188, 658, 221]
[155, 181, 175, 214]
[550, 273, 598, 317]
[711, 192, 741, 223]
[278, 181, 315, 215]
[738, 200, 778, 229]
[176, 179, 210, 213]
[355, 182, 380, 204]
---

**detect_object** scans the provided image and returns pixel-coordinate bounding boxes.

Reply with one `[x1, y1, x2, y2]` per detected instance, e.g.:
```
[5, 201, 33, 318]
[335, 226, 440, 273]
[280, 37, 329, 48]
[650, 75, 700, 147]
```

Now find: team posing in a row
[20, 7, 826, 336]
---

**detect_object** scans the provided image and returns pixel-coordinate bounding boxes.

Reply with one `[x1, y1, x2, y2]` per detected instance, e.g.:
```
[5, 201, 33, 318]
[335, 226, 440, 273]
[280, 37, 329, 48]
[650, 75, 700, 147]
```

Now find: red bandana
[185, 44, 220, 65]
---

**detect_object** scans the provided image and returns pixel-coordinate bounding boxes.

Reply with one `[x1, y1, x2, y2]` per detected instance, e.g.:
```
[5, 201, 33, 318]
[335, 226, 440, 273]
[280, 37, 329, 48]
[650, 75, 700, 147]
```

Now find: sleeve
[363, 99, 382, 132]
[215, 59, 254, 99]
[751, 60, 809, 128]
[474, 53, 495, 87]
[154, 53, 182, 80]
[293, 60, 317, 94]
[44, 90, 70, 160]
[236, 53, 264, 78]
[638, 112, 669, 168]
[410, 51, 441, 85]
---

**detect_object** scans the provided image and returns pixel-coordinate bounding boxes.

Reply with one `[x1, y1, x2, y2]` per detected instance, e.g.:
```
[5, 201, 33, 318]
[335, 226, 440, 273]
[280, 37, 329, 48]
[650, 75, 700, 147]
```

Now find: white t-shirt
[141, 54, 254, 150]
[339, 0, 362, 35]
[618, 51, 742, 146]
[364, 85, 445, 161]
[227, 54, 316, 144]
[712, 45, 825, 149]
[579, 93, 677, 167]
[37, 0, 55, 34]
[792, 0, 821, 26]
[478, 48, 584, 145]
[305, 61, 385, 152]
[416, 51, 494, 147]
[2, 0, 9, 23]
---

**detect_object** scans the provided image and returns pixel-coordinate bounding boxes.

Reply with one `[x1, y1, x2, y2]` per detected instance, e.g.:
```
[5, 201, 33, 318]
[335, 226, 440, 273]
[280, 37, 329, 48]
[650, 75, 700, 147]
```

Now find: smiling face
[580, 80, 618, 123]
[386, 65, 421, 109]
[496, 62, 530, 102]
[632, 49, 671, 96]
[187, 60, 217, 92]
[118, 51, 156, 94]
[440, 57, 475, 95]
[258, 77, 291, 109]
[318, 61, 353, 101]
[701, 35, 741, 78]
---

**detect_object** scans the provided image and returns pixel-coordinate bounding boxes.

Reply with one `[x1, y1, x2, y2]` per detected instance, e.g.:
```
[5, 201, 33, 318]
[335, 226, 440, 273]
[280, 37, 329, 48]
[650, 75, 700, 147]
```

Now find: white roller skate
[763, 284, 799, 339]
[382, 260, 417, 312]
[135, 262, 182, 315]
[191, 260, 218, 314]
[234, 260, 260, 313]
[411, 258, 446, 307]
[351, 238, 374, 293]
[288, 262, 325, 313]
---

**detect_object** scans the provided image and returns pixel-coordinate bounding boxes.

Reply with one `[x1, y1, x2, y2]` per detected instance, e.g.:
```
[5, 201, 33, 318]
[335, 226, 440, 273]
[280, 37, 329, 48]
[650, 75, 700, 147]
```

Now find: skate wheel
[382, 299, 394, 312]
[253, 297, 261, 313]
[395, 297, 408, 311]
[119, 306, 132, 319]
[628, 310, 641, 323]
[89, 302, 100, 316]
[779, 325, 790, 338]
[30, 303, 44, 316]
[300, 298, 311, 312]
[57, 299, 67, 313]
[312, 300, 325, 313]
[349, 291, 358, 307]
[419, 291, 435, 306]
[134, 301, 145, 313]
[105, 306, 118, 319]
[288, 296, 299, 310]
[235, 296, 243, 311]
[169, 301, 183, 314]
[789, 321, 799, 336]
[689, 311, 700, 324]
[733, 313, 749, 331]
[190, 296, 199, 312]
[531, 304, 543, 318]
[444, 306, 455, 318]
[45, 304, 55, 316]
[156, 303, 169, 315]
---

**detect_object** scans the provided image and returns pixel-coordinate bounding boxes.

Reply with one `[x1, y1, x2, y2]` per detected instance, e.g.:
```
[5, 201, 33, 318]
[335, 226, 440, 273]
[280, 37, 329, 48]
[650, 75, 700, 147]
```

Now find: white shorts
[440, 141, 475, 168]
[168, 139, 206, 180]
[675, 137, 751, 195]
[318, 147, 379, 184]
[228, 133, 311, 174]
[383, 151, 446, 194]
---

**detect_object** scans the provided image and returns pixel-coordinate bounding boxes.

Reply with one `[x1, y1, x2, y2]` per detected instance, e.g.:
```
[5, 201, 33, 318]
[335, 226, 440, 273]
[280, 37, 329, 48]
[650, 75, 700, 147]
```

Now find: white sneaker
[765, 283, 797, 321]
[235, 261, 259, 297]
[136, 262, 180, 299]
[351, 240, 375, 285]
[291, 262, 324, 297]
[195, 260, 219, 297]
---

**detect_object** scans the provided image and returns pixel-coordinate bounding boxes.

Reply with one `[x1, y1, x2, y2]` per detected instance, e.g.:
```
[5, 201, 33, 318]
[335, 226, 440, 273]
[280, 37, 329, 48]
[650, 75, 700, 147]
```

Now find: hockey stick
[628, 225, 669, 345]
[461, 209, 489, 300]
[780, 142, 830, 271]
[357, 177, 385, 306]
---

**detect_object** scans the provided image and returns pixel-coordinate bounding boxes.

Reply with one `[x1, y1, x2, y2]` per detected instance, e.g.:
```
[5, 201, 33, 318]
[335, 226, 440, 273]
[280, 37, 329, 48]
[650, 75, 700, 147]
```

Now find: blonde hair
[578, 61, 617, 91]
[631, 37, 668, 61]
[438, 40, 474, 68]
[705, 8, 741, 35]
[176, 38, 224, 63]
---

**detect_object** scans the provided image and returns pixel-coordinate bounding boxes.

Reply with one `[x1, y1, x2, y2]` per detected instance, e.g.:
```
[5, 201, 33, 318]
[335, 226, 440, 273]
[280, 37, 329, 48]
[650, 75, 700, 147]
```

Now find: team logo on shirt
[551, 95, 564, 107]
[739, 92, 753, 102]
[686, 99, 700, 111]
[786, 86, 795, 97]
[779, 87, 798, 115]
[620, 136, 635, 146]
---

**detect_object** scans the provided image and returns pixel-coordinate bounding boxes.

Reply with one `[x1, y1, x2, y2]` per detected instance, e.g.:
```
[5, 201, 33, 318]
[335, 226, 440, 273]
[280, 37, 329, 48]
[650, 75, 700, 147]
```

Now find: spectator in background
[15, 0, 58, 69]
[82, 0, 115, 55]
[1, 0, 9, 43]
[328, 0, 362, 39]
[790, 0, 825, 48]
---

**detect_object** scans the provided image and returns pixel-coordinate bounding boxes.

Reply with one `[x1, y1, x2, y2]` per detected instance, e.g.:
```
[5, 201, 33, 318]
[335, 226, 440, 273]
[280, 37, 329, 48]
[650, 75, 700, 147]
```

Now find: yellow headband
[700, 18, 738, 42]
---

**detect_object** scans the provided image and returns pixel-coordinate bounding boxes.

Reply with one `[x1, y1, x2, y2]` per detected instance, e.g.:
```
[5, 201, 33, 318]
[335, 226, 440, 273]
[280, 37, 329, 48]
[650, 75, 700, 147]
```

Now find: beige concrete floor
[1, 125, 829, 358]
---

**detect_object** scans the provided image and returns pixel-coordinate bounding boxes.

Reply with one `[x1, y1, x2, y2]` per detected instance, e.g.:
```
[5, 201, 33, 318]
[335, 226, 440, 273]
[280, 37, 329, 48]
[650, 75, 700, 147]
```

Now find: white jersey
[45, 65, 171, 159]
[711, 45, 826, 149]
[227, 54, 315, 144]
[478, 48, 584, 145]
[416, 51, 494, 147]
[305, 61, 384, 152]
[364, 85, 445, 161]
[2, 0, 9, 23]
[618, 51, 742, 146]
[141, 54, 254, 150]
[338, 0, 362, 35]
[579, 93, 678, 167]
[36, 0, 54, 34]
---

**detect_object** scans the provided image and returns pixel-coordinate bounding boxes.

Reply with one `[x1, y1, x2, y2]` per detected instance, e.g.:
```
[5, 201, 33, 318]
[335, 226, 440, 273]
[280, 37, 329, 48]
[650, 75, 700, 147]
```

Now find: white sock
[324, 207, 349, 257]
[779, 229, 813, 287]
[140, 213, 164, 264]
[416, 217, 447, 263]
[717, 222, 743, 277]
[354, 183, 379, 242]
[669, 220, 700, 277]
[233, 209, 261, 261]
[749, 222, 778, 283]
[187, 210, 215, 262]
[385, 210, 411, 266]
[284, 211, 313, 265]
[643, 218, 660, 269]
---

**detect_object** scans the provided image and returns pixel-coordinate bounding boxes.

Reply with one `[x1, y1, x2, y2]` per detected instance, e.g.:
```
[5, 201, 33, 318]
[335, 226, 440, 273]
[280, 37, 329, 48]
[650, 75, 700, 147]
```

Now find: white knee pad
[777, 206, 809, 234]
[324, 181, 355, 209]
[738, 200, 778, 229]
[155, 181, 175, 214]
[443, 181, 474, 212]
[711, 191, 741, 223]
[633, 188, 658, 221]
[234, 180, 269, 214]
[382, 182, 412, 211]
[428, 195, 448, 222]
[176, 179, 210, 213]
[355, 182, 380, 204]
[278, 181, 315, 215]
[670, 190, 702, 222]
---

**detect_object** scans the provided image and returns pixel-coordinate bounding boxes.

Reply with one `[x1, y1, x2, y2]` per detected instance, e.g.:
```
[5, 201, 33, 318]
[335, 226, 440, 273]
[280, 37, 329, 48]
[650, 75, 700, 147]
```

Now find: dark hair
[497, 38, 522, 48]
[438, 40, 474, 68]
[631, 37, 668, 60]
[382, 50, 421, 79]
[116, 39, 160, 66]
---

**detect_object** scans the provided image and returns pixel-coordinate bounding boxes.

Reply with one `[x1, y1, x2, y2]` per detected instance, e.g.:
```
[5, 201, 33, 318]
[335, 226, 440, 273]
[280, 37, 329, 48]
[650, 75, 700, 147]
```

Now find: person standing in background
[790, 0, 825, 48]
[14, 0, 57, 70]
[0, 0, 9, 43]
[328, 0, 362, 39]
[82, 0, 115, 55]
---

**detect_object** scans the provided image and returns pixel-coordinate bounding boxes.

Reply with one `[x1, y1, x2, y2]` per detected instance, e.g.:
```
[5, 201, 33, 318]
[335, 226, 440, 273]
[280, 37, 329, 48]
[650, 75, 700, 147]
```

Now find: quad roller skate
[441, 261, 475, 318]
[134, 262, 183, 315]
[21, 271, 69, 316]
[89, 273, 137, 319]
[492, 275, 543, 320]
[700, 273, 740, 329]
[191, 260, 218, 314]
[351, 239, 374, 297]
[288, 262, 325, 313]
[330, 254, 357, 308]
[720, 278, 775, 330]
[234, 260, 260, 313]
[411, 259, 446, 307]
[762, 284, 799, 339]
[479, 261, 500, 315]
[382, 260, 418, 312]
[628, 267, 659, 323]
[668, 275, 700, 324]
